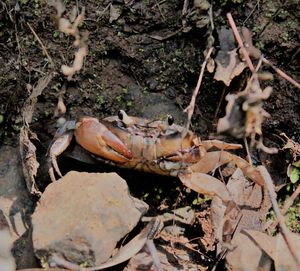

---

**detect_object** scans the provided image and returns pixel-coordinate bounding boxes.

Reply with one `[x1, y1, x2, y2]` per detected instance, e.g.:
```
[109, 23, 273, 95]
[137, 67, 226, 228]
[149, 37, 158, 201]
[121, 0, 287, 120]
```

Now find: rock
[32, 171, 148, 266]
[0, 210, 16, 271]
[0, 145, 36, 269]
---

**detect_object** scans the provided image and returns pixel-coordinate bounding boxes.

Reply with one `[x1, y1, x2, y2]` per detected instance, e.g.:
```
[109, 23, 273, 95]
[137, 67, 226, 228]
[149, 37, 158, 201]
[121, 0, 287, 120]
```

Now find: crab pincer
[49, 117, 133, 181]
[75, 117, 133, 163]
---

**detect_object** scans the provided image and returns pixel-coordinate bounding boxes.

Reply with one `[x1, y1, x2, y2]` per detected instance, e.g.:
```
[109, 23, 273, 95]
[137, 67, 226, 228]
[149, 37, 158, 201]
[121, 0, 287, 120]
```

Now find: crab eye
[167, 115, 174, 126]
[118, 110, 124, 120]
[118, 110, 134, 126]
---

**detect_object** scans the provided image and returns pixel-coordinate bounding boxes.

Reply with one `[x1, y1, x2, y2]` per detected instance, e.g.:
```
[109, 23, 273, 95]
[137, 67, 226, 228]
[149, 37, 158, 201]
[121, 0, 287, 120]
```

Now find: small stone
[146, 78, 159, 91]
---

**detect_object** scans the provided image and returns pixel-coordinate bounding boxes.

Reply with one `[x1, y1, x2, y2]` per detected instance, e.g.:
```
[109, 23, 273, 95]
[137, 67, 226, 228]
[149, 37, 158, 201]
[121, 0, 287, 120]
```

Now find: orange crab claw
[75, 117, 133, 163]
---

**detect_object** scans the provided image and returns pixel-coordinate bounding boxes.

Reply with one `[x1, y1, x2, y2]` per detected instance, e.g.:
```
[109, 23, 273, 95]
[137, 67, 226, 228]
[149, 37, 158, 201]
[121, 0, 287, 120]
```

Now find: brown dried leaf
[61, 45, 88, 80]
[206, 57, 215, 73]
[217, 75, 277, 154]
[241, 27, 261, 60]
[109, 4, 121, 23]
[211, 169, 271, 255]
[179, 172, 231, 202]
[19, 74, 53, 195]
[282, 133, 300, 160]
[54, 96, 67, 117]
[19, 127, 41, 196]
[86, 218, 161, 270]
[214, 27, 261, 86]
[48, 0, 65, 17]
[245, 229, 300, 271]
[58, 18, 76, 35]
[22, 74, 54, 125]
[214, 49, 246, 86]
[197, 210, 215, 251]
[226, 231, 273, 271]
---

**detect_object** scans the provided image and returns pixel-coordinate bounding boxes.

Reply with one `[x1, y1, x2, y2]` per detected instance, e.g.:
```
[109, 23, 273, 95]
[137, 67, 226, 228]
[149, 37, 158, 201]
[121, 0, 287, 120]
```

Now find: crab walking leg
[190, 151, 264, 186]
[178, 172, 231, 203]
[49, 132, 73, 181]
[202, 140, 242, 150]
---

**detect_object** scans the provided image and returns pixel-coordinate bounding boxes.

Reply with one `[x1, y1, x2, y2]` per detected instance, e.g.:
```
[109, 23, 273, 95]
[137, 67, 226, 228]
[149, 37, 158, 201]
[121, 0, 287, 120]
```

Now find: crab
[49, 110, 264, 203]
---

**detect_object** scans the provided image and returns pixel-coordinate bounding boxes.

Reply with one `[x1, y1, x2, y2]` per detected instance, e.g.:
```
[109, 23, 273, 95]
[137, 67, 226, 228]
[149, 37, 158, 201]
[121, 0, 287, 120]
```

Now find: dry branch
[258, 166, 300, 269]
[227, 13, 255, 73]
[184, 47, 213, 129]
[262, 57, 300, 89]
[27, 22, 55, 69]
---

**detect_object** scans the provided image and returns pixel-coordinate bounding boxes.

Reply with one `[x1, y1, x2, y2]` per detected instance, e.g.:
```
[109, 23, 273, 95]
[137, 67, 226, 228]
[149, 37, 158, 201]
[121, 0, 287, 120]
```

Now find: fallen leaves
[49, 0, 88, 80]
[217, 73, 277, 153]
[241, 229, 300, 271]
[19, 73, 54, 196]
[19, 127, 40, 196]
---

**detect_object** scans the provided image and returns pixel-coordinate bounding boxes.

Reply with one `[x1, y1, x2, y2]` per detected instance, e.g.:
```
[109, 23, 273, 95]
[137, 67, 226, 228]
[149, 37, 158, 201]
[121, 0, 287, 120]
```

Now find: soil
[0, 0, 299, 269]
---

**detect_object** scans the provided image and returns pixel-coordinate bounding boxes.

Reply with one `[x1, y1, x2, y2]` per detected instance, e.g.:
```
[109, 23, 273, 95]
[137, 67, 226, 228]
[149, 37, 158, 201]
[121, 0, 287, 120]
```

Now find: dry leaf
[211, 169, 271, 256]
[109, 4, 121, 23]
[214, 49, 246, 86]
[61, 45, 88, 80]
[19, 127, 41, 196]
[245, 229, 300, 271]
[226, 231, 273, 271]
[241, 27, 261, 60]
[48, 0, 65, 17]
[217, 74, 277, 153]
[54, 96, 67, 116]
[206, 57, 215, 73]
[85, 218, 162, 270]
[213, 27, 261, 86]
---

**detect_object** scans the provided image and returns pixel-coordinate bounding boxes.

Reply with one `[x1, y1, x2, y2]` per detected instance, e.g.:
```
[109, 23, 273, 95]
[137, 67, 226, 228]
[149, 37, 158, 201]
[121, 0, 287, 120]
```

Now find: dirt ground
[0, 0, 299, 269]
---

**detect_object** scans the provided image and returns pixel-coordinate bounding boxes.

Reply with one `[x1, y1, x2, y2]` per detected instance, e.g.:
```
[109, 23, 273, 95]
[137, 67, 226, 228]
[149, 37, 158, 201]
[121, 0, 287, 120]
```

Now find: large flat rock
[32, 171, 148, 266]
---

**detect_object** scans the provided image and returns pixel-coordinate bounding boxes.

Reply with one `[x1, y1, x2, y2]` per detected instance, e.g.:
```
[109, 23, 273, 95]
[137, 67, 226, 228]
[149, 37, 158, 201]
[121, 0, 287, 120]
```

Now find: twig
[182, 0, 189, 16]
[243, 0, 260, 25]
[213, 85, 226, 121]
[96, 3, 111, 21]
[184, 47, 213, 129]
[227, 13, 255, 72]
[244, 137, 253, 166]
[154, 0, 166, 22]
[208, 4, 214, 31]
[27, 22, 55, 69]
[258, 166, 300, 268]
[262, 57, 300, 89]
[281, 183, 300, 215]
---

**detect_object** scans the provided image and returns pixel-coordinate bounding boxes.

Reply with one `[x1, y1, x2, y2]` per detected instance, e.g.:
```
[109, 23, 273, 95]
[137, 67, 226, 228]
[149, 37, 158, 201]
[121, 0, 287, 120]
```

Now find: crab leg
[49, 132, 73, 181]
[202, 140, 242, 150]
[190, 151, 264, 186]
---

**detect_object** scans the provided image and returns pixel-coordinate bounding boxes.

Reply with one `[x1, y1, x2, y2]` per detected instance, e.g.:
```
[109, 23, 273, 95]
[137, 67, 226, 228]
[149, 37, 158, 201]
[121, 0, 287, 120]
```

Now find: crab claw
[75, 117, 133, 163]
